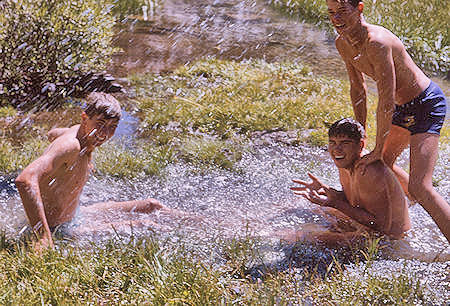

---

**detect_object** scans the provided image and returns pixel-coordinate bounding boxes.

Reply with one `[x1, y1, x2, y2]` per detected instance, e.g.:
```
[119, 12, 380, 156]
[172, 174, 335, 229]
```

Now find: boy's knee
[408, 180, 432, 200]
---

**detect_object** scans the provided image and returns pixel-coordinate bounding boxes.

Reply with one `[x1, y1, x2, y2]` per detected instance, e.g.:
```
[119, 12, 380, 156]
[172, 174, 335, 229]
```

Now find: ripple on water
[1, 142, 448, 299]
[2, 143, 447, 256]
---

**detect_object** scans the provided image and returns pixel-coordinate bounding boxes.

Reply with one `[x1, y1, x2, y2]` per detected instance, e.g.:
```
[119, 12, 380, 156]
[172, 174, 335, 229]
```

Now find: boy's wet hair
[84, 92, 122, 120]
[328, 118, 366, 142]
[347, 0, 360, 7]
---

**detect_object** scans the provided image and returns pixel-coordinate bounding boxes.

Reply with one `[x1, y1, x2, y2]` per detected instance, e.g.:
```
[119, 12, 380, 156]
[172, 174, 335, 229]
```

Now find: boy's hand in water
[33, 235, 54, 254]
[291, 173, 341, 207]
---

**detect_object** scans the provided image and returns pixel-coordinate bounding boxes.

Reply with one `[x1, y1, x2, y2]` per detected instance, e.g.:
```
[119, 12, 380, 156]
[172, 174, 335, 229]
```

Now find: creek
[0, 0, 449, 300]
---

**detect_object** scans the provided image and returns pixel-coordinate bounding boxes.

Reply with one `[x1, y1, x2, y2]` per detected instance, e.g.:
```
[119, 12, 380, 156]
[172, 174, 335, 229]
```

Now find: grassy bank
[0, 234, 433, 304]
[269, 0, 449, 75]
[1, 58, 448, 177]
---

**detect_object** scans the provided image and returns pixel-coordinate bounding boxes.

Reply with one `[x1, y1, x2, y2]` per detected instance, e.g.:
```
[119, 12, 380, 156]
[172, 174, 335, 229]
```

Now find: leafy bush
[269, 0, 449, 75]
[0, 0, 116, 110]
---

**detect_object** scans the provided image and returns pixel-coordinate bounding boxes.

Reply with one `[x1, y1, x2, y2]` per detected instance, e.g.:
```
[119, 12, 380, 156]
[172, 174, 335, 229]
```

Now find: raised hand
[291, 173, 341, 207]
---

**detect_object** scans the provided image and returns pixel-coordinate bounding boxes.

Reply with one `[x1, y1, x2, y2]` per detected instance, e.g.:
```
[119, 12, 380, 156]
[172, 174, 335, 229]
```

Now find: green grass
[94, 140, 175, 178]
[133, 58, 359, 144]
[0, 233, 434, 304]
[0, 106, 16, 118]
[269, 0, 449, 75]
[0, 137, 49, 173]
[3, 57, 447, 176]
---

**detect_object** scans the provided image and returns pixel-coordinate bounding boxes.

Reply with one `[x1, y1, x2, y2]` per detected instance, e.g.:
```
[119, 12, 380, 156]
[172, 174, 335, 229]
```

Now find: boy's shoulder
[356, 159, 393, 187]
[47, 125, 80, 142]
[46, 125, 82, 157]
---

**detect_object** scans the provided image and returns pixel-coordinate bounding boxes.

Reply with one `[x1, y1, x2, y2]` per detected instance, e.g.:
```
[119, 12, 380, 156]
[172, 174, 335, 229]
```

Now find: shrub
[0, 0, 116, 110]
[269, 0, 449, 75]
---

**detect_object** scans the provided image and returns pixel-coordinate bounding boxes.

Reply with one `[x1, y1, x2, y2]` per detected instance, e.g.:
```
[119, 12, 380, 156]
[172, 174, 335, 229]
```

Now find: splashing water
[1, 0, 449, 300]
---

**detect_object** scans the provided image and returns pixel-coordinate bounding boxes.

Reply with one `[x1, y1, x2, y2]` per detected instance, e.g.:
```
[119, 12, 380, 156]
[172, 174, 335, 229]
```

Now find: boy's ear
[359, 139, 366, 152]
[357, 1, 364, 13]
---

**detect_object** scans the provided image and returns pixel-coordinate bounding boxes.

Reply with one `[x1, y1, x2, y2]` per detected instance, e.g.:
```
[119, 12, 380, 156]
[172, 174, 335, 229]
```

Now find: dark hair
[348, 0, 360, 7]
[328, 118, 366, 142]
[332, 0, 361, 8]
[84, 92, 122, 120]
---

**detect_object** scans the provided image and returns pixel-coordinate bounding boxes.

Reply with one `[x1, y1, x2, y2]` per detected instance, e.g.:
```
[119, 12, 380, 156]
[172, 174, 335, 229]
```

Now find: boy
[291, 118, 411, 239]
[15, 92, 163, 250]
[326, 0, 448, 241]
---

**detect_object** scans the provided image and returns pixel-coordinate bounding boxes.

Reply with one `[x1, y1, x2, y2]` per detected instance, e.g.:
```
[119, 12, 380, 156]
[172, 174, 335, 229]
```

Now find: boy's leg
[409, 133, 450, 243]
[84, 198, 165, 213]
[382, 125, 411, 198]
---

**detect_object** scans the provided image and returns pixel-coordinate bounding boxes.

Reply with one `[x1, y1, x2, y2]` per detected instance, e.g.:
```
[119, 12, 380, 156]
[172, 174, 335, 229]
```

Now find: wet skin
[291, 135, 411, 239]
[15, 112, 164, 250]
[327, 0, 450, 243]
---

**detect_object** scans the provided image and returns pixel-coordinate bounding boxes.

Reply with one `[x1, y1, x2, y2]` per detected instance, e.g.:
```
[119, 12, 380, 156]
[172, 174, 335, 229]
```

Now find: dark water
[1, 0, 449, 301]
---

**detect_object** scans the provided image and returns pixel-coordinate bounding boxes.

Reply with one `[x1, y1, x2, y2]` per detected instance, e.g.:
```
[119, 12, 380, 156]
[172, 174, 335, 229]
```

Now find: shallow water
[110, 0, 344, 77]
[1, 141, 448, 298]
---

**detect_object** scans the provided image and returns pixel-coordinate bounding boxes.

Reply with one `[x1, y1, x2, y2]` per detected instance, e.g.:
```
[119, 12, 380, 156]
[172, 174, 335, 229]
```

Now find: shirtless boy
[15, 92, 163, 250]
[291, 118, 411, 239]
[326, 0, 449, 242]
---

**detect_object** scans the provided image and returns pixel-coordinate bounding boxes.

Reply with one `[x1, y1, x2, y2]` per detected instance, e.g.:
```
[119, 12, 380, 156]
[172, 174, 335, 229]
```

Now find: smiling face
[326, 0, 363, 35]
[81, 112, 119, 149]
[328, 135, 363, 169]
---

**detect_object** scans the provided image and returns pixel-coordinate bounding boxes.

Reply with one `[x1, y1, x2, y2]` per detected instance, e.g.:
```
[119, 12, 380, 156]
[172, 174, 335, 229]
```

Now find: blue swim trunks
[392, 81, 447, 135]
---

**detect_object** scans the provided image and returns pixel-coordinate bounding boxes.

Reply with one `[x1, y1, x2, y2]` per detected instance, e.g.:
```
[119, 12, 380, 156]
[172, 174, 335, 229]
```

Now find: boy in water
[326, 0, 448, 242]
[15, 92, 163, 250]
[291, 118, 411, 240]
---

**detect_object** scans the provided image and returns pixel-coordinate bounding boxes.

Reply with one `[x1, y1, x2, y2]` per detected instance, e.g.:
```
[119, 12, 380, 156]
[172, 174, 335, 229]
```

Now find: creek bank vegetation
[0, 233, 435, 304]
[1, 57, 448, 177]
[0, 0, 144, 111]
[269, 0, 449, 76]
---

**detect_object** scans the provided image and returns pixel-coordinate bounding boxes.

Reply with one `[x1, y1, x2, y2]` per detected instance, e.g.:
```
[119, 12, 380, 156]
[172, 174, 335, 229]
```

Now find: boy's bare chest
[341, 41, 377, 79]
[348, 50, 376, 79]
[43, 156, 91, 197]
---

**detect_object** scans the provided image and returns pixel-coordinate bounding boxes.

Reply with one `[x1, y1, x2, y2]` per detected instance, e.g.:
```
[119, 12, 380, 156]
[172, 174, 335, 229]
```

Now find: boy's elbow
[15, 172, 34, 190]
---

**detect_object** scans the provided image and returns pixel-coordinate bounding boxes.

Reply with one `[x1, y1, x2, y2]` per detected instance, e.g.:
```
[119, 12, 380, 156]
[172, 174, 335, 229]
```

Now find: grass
[2, 57, 448, 176]
[132, 57, 377, 154]
[0, 233, 434, 304]
[268, 0, 449, 75]
[134, 58, 355, 139]
[94, 140, 174, 178]
[0, 137, 49, 173]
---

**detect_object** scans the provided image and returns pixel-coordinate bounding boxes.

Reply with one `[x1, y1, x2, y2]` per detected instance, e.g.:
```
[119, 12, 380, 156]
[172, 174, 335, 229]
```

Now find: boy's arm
[363, 39, 396, 161]
[292, 173, 385, 233]
[328, 198, 381, 232]
[336, 38, 367, 128]
[15, 139, 79, 249]
[346, 62, 367, 128]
